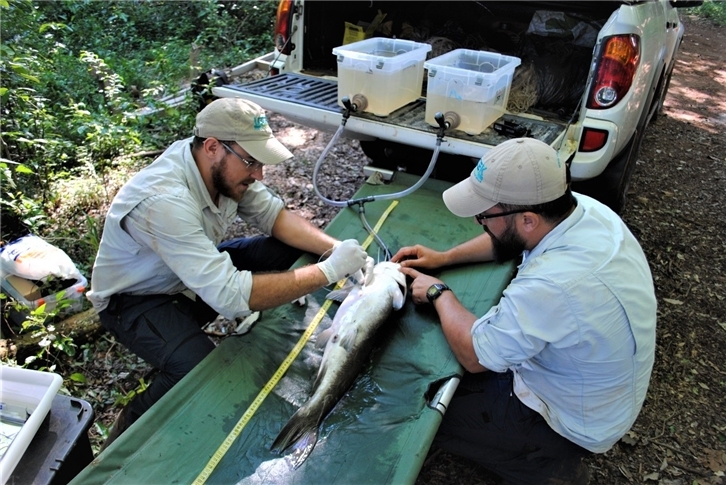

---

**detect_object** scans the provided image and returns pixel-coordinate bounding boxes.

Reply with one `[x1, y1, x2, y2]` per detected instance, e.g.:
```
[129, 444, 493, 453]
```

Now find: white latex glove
[362, 256, 375, 285]
[317, 239, 368, 285]
[351, 256, 375, 286]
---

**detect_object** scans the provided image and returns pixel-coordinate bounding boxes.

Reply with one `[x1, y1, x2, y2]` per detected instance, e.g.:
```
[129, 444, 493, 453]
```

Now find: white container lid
[333, 37, 432, 72]
[425, 48, 521, 78]
[0, 366, 62, 483]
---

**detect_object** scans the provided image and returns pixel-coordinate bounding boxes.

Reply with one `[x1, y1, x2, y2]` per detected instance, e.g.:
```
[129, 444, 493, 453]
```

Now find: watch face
[427, 284, 444, 302]
[427, 283, 450, 303]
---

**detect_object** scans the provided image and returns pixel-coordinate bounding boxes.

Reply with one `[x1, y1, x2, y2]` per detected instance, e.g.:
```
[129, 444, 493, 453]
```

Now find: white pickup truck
[211, 0, 700, 213]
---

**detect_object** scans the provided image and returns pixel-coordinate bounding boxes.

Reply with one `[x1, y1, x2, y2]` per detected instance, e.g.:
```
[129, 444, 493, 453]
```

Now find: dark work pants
[434, 371, 592, 485]
[98, 236, 303, 428]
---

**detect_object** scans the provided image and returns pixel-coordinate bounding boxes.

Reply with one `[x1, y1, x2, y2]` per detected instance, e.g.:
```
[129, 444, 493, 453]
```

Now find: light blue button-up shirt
[472, 194, 656, 453]
[87, 138, 284, 320]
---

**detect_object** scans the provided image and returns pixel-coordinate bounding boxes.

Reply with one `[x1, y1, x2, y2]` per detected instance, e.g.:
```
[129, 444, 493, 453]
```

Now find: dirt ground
[78, 14, 724, 485]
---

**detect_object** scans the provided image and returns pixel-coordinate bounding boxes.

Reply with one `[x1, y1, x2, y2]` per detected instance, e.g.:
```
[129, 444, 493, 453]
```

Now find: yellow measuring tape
[192, 200, 399, 485]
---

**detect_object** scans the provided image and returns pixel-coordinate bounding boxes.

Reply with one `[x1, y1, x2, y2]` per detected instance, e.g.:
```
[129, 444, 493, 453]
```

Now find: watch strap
[427, 283, 451, 303]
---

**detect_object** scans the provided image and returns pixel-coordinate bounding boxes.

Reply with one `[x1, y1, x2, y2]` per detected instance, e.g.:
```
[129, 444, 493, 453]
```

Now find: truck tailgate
[214, 73, 571, 159]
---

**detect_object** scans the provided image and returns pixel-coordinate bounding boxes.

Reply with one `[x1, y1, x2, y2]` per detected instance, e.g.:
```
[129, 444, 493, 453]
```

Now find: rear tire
[650, 60, 676, 125]
[572, 126, 645, 214]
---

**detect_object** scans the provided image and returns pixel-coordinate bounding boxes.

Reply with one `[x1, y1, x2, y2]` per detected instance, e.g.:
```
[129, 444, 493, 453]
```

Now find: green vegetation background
[1, 0, 276, 268]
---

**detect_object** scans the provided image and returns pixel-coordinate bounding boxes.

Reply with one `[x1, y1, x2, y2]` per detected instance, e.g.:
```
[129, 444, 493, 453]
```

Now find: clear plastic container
[0, 273, 87, 314]
[333, 38, 432, 116]
[0, 367, 63, 483]
[424, 49, 521, 135]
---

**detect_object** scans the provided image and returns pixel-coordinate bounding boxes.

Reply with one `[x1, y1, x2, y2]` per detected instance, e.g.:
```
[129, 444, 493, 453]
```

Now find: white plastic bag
[0, 235, 82, 281]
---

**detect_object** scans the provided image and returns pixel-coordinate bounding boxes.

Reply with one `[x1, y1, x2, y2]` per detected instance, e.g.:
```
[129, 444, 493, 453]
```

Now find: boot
[99, 405, 132, 453]
[546, 459, 590, 485]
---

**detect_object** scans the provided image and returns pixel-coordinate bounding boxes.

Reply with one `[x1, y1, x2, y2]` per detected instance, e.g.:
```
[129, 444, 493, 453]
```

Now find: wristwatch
[426, 283, 451, 304]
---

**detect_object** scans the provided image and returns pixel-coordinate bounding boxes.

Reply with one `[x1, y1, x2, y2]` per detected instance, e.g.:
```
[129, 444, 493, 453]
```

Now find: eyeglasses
[474, 209, 526, 225]
[220, 142, 264, 172]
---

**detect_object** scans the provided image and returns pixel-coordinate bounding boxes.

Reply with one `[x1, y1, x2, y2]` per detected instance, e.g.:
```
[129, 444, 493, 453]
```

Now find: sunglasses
[474, 209, 526, 225]
[220, 142, 265, 172]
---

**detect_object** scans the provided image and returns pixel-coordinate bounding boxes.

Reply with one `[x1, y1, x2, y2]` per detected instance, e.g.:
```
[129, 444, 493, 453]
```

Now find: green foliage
[1, 0, 275, 244]
[114, 377, 149, 407]
[9, 294, 79, 370]
[686, 0, 726, 26]
[0, 0, 277, 373]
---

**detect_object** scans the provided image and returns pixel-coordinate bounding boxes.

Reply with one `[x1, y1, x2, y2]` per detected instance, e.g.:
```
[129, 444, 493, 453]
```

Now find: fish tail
[288, 427, 318, 469]
[270, 410, 319, 462]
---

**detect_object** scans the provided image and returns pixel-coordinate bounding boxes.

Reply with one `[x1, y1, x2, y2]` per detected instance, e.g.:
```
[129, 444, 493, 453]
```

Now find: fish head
[370, 261, 407, 309]
[371, 261, 405, 285]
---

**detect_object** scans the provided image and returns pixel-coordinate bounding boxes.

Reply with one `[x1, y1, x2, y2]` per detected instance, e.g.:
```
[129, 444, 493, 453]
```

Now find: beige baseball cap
[443, 138, 566, 217]
[193, 97, 293, 165]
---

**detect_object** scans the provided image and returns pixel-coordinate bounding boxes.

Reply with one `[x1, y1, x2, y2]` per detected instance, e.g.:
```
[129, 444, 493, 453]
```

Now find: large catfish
[270, 261, 407, 468]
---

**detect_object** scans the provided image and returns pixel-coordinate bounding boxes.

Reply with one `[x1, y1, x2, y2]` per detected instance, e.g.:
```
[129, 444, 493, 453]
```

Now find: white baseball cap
[193, 97, 293, 164]
[443, 138, 566, 217]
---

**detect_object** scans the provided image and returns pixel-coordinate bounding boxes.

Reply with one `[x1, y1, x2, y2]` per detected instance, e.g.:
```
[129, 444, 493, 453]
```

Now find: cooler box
[424, 49, 521, 135]
[333, 38, 432, 116]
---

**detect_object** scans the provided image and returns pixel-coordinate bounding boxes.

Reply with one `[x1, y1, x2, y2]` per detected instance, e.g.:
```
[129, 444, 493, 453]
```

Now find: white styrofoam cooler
[424, 49, 521, 135]
[333, 37, 432, 116]
[0, 366, 62, 484]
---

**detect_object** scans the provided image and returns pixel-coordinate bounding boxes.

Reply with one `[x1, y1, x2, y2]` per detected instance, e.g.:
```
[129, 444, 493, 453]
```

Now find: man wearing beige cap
[88, 97, 369, 447]
[392, 138, 656, 484]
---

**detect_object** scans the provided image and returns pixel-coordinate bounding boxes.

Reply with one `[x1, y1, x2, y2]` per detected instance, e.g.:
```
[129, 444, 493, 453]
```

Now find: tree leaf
[663, 298, 683, 305]
[69, 372, 87, 383]
[15, 164, 34, 175]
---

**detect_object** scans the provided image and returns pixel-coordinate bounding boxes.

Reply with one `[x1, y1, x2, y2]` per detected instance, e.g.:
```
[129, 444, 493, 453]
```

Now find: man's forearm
[433, 292, 488, 373]
[444, 232, 495, 266]
[248, 264, 328, 311]
[271, 209, 338, 256]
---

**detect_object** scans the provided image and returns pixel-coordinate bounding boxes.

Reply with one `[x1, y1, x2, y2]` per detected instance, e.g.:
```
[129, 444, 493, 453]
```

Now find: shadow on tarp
[71, 174, 515, 485]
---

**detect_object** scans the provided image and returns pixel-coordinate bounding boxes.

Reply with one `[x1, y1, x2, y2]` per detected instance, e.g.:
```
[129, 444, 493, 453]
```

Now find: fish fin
[315, 327, 333, 349]
[326, 274, 361, 302]
[270, 409, 314, 452]
[338, 327, 358, 352]
[392, 286, 406, 311]
[311, 359, 327, 390]
[270, 410, 320, 469]
[288, 428, 319, 469]
[325, 287, 352, 302]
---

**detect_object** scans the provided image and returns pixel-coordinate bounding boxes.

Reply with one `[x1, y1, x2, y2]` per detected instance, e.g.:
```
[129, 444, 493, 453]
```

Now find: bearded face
[211, 156, 256, 202]
[484, 218, 527, 264]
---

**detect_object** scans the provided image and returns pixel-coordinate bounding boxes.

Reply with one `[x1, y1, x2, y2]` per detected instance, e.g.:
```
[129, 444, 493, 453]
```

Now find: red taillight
[274, 0, 294, 55]
[579, 127, 609, 152]
[587, 35, 640, 109]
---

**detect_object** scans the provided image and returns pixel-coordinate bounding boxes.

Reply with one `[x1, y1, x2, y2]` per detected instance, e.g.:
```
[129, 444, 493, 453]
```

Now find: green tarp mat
[73, 174, 515, 485]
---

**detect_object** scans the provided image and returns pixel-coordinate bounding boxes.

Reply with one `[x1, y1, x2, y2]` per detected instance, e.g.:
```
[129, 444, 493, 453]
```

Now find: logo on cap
[253, 115, 268, 131]
[474, 158, 487, 182]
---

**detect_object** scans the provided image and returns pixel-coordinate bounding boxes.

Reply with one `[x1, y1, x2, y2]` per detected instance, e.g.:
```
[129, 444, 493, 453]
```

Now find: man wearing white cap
[88, 98, 369, 447]
[392, 138, 656, 484]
